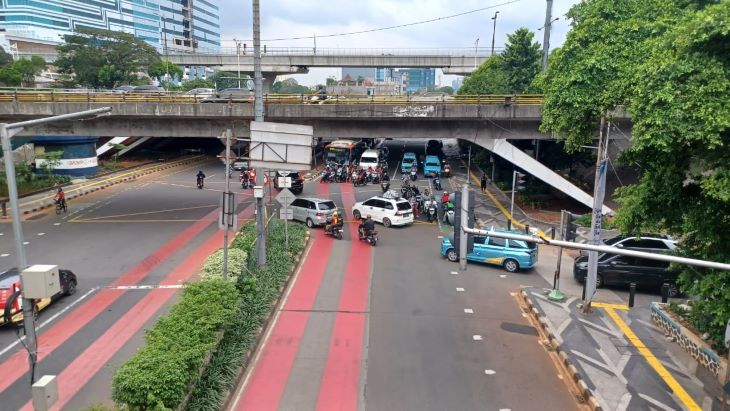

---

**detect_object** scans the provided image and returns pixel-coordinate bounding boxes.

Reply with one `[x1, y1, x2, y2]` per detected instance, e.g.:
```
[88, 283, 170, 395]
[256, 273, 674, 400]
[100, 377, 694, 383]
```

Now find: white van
[359, 149, 380, 170]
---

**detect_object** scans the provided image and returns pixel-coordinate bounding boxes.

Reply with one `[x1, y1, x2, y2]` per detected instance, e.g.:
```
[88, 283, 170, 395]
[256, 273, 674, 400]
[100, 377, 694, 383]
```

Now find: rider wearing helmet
[441, 191, 450, 204]
[54, 187, 66, 210]
[359, 215, 375, 238]
[325, 210, 342, 234]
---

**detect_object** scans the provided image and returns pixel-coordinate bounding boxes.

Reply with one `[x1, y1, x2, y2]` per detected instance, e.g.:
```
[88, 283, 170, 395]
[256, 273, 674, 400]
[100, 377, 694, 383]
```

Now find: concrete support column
[261, 74, 277, 95]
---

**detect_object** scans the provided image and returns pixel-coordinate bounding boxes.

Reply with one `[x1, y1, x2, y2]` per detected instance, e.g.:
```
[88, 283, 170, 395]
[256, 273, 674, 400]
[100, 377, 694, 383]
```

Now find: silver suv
[289, 197, 337, 227]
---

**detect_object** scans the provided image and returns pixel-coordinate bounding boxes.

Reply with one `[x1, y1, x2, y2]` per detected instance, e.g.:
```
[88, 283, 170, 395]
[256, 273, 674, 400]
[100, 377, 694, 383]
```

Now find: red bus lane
[316, 183, 372, 411]
[20, 203, 257, 411]
[0, 207, 222, 394]
[233, 183, 334, 411]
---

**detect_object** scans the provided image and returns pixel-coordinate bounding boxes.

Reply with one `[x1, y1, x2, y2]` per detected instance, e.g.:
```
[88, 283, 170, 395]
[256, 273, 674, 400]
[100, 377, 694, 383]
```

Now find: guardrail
[0, 90, 544, 105]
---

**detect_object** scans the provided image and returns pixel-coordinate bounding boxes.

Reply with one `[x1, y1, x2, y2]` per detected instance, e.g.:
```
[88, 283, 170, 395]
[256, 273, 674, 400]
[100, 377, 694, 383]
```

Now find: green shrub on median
[185, 219, 308, 411]
[111, 278, 239, 410]
[201, 248, 247, 282]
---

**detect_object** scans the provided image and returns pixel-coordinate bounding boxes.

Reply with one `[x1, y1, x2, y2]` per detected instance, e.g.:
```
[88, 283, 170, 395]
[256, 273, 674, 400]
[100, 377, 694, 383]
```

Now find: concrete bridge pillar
[261, 74, 277, 95]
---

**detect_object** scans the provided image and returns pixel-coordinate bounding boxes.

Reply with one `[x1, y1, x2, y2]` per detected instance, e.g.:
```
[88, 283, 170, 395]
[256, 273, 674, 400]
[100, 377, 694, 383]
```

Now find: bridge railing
[0, 89, 543, 105]
[165, 46, 502, 56]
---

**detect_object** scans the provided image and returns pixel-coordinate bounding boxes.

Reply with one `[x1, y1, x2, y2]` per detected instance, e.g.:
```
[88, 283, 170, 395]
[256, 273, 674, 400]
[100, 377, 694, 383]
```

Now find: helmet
[366, 215, 372, 219]
[443, 191, 448, 195]
[333, 210, 339, 217]
[57, 187, 63, 192]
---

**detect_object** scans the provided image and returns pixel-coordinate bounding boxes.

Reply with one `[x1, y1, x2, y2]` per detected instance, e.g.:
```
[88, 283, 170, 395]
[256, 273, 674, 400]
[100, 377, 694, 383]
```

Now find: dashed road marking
[484, 369, 496, 375]
[22, 241, 29, 245]
[104, 284, 184, 290]
[464, 308, 473, 314]
[0, 254, 9, 257]
[37, 233, 45, 236]
[450, 271, 458, 275]
[456, 287, 464, 292]
[53, 223, 61, 226]
[499, 274, 507, 278]
[472, 335, 483, 341]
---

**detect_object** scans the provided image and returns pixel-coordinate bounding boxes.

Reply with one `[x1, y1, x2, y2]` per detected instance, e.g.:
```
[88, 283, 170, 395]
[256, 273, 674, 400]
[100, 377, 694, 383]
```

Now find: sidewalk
[521, 286, 723, 411]
[1, 156, 204, 218]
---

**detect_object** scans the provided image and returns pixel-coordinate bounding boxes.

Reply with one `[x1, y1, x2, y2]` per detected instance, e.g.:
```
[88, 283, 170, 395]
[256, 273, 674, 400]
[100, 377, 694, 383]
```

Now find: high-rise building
[451, 77, 464, 92]
[404, 68, 436, 93]
[0, 0, 220, 52]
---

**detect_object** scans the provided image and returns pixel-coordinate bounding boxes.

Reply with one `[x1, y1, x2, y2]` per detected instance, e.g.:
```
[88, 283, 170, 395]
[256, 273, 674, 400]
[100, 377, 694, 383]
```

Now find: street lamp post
[474, 38, 479, 69]
[234, 38, 242, 89]
[0, 107, 112, 385]
[490, 11, 500, 56]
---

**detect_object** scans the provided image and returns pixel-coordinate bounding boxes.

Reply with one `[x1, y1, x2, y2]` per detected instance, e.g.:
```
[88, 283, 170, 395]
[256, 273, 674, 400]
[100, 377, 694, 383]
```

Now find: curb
[519, 289, 602, 411]
[220, 230, 312, 410]
[15, 156, 204, 216]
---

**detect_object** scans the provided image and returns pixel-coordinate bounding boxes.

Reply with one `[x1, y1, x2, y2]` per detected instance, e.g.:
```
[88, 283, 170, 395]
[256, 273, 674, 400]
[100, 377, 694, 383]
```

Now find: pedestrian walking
[480, 174, 487, 192]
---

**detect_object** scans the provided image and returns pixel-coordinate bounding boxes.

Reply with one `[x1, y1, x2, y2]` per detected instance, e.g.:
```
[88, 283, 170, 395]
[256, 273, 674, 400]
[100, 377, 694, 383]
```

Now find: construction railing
[0, 89, 544, 105]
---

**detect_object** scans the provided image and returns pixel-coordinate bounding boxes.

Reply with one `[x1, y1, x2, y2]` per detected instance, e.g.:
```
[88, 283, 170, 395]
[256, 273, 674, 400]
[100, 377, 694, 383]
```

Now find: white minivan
[359, 149, 380, 170]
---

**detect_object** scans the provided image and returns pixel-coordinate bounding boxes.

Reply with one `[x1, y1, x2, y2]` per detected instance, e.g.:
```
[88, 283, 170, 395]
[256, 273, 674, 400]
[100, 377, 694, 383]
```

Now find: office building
[0, 0, 220, 52]
[452, 77, 463, 92]
[405, 68, 435, 93]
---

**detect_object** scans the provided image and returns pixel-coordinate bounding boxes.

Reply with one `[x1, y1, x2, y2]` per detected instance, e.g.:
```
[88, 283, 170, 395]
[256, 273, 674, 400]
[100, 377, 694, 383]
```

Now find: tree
[271, 78, 310, 94]
[540, 0, 730, 344]
[148, 61, 183, 83]
[437, 86, 454, 95]
[0, 56, 46, 87]
[326, 76, 337, 86]
[501, 28, 541, 93]
[55, 28, 160, 88]
[457, 56, 509, 94]
[181, 78, 214, 91]
[0, 46, 14, 67]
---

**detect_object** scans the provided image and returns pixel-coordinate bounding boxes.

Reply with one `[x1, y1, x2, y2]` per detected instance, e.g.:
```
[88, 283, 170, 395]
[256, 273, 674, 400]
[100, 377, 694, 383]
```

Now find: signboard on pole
[218, 192, 237, 230]
[279, 209, 294, 220]
[249, 122, 313, 171]
[275, 188, 296, 207]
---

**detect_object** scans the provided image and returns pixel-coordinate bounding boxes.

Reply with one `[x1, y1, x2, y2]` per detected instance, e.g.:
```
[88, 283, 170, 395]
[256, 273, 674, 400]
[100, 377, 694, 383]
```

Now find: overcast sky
[215, 0, 582, 86]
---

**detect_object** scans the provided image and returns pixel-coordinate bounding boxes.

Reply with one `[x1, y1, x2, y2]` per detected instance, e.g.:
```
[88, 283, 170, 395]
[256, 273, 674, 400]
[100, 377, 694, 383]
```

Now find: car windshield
[426, 162, 440, 167]
[318, 201, 336, 210]
[361, 156, 378, 163]
[509, 239, 537, 250]
[402, 158, 414, 164]
[396, 202, 411, 211]
[0, 274, 19, 288]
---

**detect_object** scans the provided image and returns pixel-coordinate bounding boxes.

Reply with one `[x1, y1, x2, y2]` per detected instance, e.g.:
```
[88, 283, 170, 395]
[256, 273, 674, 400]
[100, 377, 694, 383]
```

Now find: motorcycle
[197, 176, 204, 189]
[400, 185, 413, 199]
[353, 171, 366, 187]
[410, 167, 418, 181]
[337, 167, 348, 183]
[433, 175, 442, 191]
[324, 222, 344, 240]
[381, 179, 390, 193]
[321, 167, 333, 183]
[425, 201, 438, 222]
[358, 226, 378, 246]
[442, 163, 451, 177]
[241, 176, 253, 189]
[442, 202, 455, 225]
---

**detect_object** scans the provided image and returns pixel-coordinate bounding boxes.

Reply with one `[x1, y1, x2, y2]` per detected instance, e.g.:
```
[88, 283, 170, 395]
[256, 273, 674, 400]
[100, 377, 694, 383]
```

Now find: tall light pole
[540, 0, 555, 70]
[234, 38, 242, 88]
[474, 38, 479, 69]
[1, 107, 112, 385]
[490, 11, 500, 56]
[252, 0, 266, 268]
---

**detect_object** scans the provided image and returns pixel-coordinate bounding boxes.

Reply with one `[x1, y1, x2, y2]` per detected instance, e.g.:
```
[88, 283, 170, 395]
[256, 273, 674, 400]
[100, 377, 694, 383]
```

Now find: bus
[325, 139, 364, 165]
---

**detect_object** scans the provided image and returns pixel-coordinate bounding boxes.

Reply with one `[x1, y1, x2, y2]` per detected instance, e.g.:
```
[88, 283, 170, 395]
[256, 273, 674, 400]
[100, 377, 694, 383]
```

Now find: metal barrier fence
[0, 90, 544, 105]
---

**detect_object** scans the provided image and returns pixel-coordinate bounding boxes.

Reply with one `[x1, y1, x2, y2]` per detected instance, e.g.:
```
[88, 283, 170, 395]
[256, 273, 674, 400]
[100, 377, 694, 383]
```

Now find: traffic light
[515, 171, 527, 191]
[565, 212, 579, 241]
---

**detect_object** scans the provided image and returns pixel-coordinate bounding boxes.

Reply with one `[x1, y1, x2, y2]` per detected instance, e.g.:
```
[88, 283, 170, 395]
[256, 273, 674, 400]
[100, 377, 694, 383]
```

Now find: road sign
[275, 187, 296, 207]
[277, 176, 292, 188]
[279, 209, 293, 220]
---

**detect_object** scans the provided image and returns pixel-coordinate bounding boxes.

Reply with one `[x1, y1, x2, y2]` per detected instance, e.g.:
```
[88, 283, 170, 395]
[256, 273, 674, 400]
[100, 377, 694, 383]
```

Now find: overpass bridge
[20, 47, 495, 76]
[0, 91, 628, 213]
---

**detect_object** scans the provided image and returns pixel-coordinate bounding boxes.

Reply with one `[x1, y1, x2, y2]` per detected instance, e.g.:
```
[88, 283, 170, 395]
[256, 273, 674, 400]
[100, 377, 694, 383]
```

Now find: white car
[352, 196, 413, 227]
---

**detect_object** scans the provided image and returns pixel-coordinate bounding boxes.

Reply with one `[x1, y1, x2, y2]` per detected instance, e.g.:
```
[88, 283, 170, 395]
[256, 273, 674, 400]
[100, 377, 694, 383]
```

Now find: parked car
[273, 170, 304, 194]
[202, 88, 254, 103]
[573, 252, 680, 296]
[351, 195, 413, 227]
[440, 229, 538, 272]
[289, 197, 338, 227]
[187, 88, 215, 98]
[129, 85, 165, 93]
[0, 268, 78, 326]
[423, 155, 442, 177]
[232, 159, 249, 171]
[112, 85, 135, 93]
[579, 234, 677, 256]
[401, 152, 417, 174]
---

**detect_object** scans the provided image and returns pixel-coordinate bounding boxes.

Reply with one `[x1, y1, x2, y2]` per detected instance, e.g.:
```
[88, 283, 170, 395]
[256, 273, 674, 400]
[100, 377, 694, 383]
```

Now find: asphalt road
[0, 158, 255, 409]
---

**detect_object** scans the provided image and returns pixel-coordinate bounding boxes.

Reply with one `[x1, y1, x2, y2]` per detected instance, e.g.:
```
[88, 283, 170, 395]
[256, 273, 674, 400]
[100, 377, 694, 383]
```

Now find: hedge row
[111, 278, 240, 410]
[185, 219, 308, 411]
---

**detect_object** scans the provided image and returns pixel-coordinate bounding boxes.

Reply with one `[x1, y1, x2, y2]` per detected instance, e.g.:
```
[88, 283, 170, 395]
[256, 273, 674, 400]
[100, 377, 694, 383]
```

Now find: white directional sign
[279, 209, 294, 220]
[277, 176, 292, 188]
[275, 187, 296, 207]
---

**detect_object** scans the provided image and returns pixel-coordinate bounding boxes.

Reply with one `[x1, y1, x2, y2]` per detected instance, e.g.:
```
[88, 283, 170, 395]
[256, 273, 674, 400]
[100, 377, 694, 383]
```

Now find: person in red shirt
[54, 187, 66, 210]
[441, 191, 450, 204]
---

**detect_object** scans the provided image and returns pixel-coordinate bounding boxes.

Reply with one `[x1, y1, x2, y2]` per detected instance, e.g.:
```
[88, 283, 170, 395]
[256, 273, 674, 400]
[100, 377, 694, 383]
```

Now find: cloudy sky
[215, 0, 582, 86]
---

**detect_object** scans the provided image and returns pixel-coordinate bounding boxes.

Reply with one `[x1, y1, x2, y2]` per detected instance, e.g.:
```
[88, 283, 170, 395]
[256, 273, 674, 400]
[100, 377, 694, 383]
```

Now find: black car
[0, 268, 78, 325]
[573, 252, 679, 296]
[273, 170, 304, 194]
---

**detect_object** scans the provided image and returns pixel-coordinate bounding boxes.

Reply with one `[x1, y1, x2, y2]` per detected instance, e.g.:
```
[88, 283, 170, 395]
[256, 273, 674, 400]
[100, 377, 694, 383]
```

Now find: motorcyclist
[54, 187, 66, 209]
[196, 170, 206, 185]
[359, 215, 375, 238]
[325, 210, 343, 234]
[240, 170, 250, 186]
[441, 191, 450, 204]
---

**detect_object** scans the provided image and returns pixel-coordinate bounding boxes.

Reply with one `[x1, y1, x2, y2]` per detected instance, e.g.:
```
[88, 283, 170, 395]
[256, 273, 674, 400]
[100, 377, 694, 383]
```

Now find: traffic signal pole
[548, 210, 566, 301]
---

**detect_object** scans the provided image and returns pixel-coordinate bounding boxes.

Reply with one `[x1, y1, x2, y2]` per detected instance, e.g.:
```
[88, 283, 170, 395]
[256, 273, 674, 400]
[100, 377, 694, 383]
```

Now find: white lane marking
[105, 284, 184, 290]
[499, 274, 507, 278]
[464, 308, 474, 314]
[53, 223, 61, 226]
[473, 335, 483, 341]
[37, 233, 45, 236]
[484, 369, 496, 375]
[0, 254, 9, 257]
[0, 287, 99, 357]
[437, 235, 443, 239]
[499, 409, 511, 411]
[0, 232, 3, 235]
[22, 241, 29, 245]
[450, 271, 458, 275]
[456, 287, 465, 292]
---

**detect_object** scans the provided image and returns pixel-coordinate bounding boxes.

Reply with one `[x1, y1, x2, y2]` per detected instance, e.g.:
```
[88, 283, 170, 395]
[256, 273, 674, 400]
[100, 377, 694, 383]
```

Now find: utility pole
[313, 33, 317, 54]
[541, 0, 553, 71]
[548, 210, 566, 301]
[234, 38, 241, 88]
[459, 183, 469, 271]
[490, 11, 500, 56]
[583, 116, 610, 313]
[510, 169, 517, 229]
[222, 129, 232, 280]
[162, 20, 170, 80]
[253, 0, 266, 268]
[474, 38, 479, 69]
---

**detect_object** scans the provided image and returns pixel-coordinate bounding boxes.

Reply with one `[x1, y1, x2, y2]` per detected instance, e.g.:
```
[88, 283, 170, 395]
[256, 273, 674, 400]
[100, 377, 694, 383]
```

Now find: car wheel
[383, 217, 392, 228]
[666, 283, 679, 297]
[66, 281, 77, 296]
[504, 259, 519, 273]
[596, 274, 604, 288]
[446, 249, 458, 262]
[353, 210, 362, 220]
[306, 218, 314, 228]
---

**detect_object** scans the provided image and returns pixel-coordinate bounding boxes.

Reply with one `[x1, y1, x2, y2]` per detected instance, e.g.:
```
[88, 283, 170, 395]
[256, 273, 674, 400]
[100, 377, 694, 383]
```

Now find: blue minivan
[423, 155, 442, 177]
[401, 152, 417, 173]
[440, 229, 538, 272]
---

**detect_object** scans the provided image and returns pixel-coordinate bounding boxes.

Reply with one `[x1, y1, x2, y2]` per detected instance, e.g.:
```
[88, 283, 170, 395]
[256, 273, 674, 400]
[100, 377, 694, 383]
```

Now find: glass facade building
[404, 68, 435, 93]
[0, 0, 220, 51]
